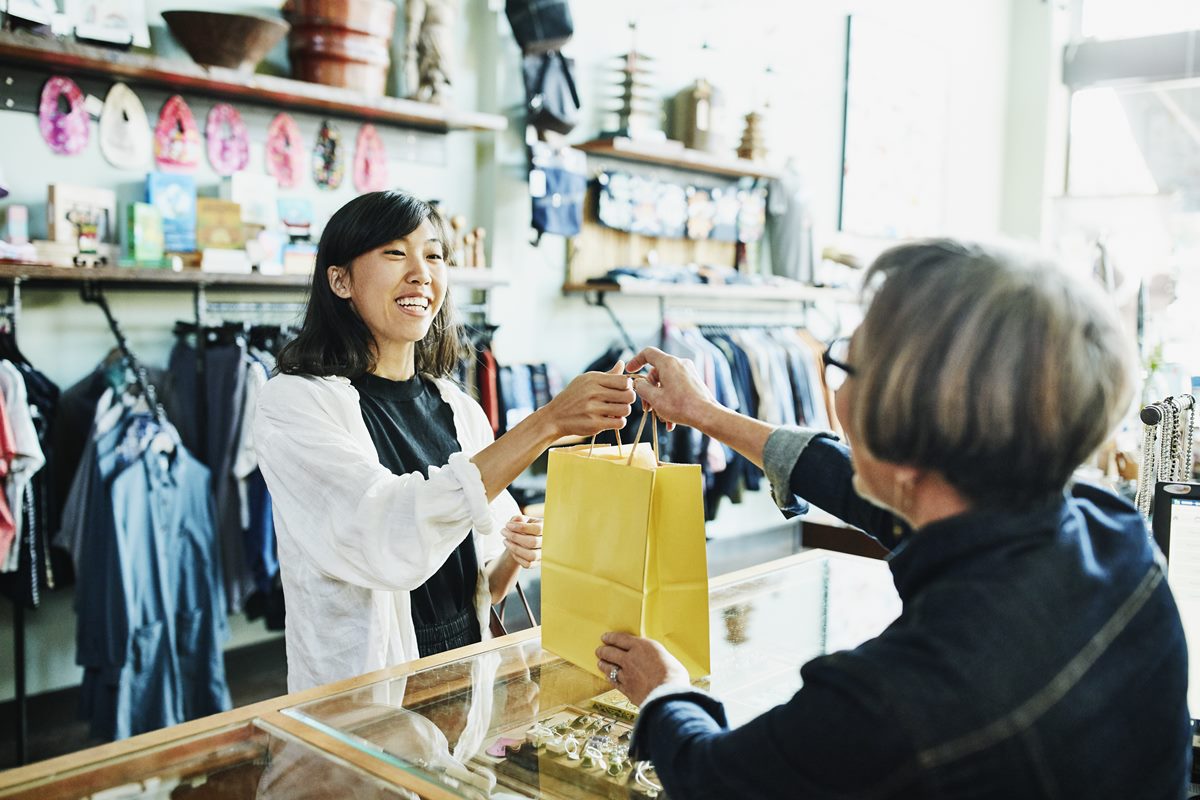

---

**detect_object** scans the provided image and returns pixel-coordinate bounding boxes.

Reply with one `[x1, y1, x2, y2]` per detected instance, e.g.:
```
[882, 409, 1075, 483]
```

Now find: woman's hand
[596, 632, 690, 707]
[541, 362, 636, 438]
[625, 348, 717, 430]
[502, 515, 542, 568]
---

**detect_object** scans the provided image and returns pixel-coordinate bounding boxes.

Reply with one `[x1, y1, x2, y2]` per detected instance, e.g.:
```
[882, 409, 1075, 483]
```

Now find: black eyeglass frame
[822, 338, 856, 382]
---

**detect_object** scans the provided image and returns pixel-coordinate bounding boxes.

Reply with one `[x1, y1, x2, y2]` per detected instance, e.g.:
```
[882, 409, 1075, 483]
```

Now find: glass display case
[0, 551, 901, 800]
[0, 718, 424, 800]
[281, 553, 902, 799]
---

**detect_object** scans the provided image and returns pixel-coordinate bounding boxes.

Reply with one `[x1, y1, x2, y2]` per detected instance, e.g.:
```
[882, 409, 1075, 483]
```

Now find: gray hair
[853, 239, 1134, 508]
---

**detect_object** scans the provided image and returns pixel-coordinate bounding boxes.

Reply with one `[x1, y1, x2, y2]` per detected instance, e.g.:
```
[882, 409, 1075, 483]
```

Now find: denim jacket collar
[887, 494, 1068, 601]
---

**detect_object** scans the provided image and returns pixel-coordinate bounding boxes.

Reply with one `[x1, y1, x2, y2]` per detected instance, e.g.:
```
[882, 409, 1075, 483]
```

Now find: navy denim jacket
[631, 429, 1191, 799]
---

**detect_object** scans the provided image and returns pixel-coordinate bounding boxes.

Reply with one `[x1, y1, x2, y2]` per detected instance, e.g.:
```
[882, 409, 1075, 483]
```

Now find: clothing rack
[183, 293, 305, 464]
[693, 320, 811, 331]
[199, 302, 306, 321]
[79, 284, 164, 423]
[1, 282, 26, 765]
[585, 285, 847, 354]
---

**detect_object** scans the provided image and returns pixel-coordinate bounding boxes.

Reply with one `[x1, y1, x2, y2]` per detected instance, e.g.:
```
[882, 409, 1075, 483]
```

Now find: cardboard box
[196, 198, 246, 251]
[201, 248, 252, 274]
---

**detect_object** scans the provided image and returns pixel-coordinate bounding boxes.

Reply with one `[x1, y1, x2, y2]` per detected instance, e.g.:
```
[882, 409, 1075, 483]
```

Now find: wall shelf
[562, 281, 857, 304]
[576, 137, 779, 180]
[0, 30, 507, 133]
[0, 261, 508, 290]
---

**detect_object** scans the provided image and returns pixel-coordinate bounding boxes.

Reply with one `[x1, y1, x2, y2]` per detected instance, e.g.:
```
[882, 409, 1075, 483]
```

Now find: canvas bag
[541, 415, 710, 680]
[529, 141, 586, 240]
[522, 51, 580, 135]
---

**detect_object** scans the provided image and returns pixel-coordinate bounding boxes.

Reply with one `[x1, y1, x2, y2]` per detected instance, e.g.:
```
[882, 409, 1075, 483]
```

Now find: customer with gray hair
[595, 239, 1190, 798]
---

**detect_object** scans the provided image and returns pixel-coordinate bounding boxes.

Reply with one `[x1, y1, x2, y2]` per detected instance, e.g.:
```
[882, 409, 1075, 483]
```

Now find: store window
[1061, 1, 1200, 399]
[1080, 0, 1200, 40]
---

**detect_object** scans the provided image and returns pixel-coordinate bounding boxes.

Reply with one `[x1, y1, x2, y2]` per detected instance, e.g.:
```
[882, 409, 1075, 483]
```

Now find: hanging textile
[166, 322, 295, 623]
[61, 369, 230, 740]
[0, 353, 60, 609]
[38, 76, 90, 156]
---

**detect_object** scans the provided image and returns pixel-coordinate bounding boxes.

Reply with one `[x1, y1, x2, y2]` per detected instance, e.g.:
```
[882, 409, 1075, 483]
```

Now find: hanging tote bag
[541, 414, 710, 680]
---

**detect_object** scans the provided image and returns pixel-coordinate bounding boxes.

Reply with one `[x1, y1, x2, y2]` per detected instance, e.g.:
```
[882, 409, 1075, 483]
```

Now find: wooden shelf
[0, 261, 508, 290]
[562, 281, 858, 304]
[0, 30, 507, 133]
[576, 137, 779, 180]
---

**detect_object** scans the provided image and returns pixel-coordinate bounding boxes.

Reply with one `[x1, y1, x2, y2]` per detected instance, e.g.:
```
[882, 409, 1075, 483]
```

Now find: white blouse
[253, 373, 517, 692]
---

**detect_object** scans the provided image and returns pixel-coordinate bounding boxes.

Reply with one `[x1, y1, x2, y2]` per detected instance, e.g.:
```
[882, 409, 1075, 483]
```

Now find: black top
[351, 373, 480, 632]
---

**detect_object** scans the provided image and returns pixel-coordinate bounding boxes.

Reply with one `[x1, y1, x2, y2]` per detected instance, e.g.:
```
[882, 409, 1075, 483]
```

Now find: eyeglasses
[822, 337, 856, 391]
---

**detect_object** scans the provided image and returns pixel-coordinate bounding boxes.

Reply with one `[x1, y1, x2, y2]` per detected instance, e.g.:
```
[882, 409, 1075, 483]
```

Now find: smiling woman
[254, 190, 636, 691]
[278, 191, 462, 379]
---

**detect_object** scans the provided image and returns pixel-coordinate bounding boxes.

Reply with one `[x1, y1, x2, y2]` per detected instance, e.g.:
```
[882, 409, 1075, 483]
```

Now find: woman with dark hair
[255, 190, 634, 691]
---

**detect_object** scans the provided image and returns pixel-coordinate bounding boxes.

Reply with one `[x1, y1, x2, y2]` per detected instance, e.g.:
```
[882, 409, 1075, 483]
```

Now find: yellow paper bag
[541, 420, 710, 680]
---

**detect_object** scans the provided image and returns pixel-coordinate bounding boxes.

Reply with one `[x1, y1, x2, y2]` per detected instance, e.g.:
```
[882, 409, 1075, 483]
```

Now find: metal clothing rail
[79, 284, 164, 423]
[584, 284, 847, 355]
[201, 302, 307, 317]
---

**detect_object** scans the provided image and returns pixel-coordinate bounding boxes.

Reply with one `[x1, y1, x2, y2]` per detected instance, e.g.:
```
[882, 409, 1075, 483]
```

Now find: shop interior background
[0, 0, 1198, 747]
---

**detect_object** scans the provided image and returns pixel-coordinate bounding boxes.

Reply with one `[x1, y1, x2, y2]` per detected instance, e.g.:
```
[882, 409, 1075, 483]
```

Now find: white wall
[0, 0, 1020, 703]
[485, 0, 1015, 370]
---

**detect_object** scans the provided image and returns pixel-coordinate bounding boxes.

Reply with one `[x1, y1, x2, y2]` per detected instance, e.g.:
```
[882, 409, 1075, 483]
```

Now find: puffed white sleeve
[254, 375, 498, 592]
[446, 381, 522, 566]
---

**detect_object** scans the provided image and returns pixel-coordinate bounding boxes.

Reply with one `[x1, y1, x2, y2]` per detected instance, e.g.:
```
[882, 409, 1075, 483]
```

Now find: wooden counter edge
[0, 628, 539, 791]
[0, 550, 884, 791]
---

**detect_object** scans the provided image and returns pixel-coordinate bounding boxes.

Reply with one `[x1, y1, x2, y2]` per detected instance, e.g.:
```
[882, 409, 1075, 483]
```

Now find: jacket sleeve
[762, 427, 910, 549]
[629, 656, 915, 798]
[254, 376, 498, 592]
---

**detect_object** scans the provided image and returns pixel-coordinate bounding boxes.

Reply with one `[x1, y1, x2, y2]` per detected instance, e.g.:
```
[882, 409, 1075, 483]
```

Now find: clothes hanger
[0, 316, 29, 366]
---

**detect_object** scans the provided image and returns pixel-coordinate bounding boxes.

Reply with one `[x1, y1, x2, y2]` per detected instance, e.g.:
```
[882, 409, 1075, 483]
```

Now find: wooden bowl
[162, 10, 290, 73]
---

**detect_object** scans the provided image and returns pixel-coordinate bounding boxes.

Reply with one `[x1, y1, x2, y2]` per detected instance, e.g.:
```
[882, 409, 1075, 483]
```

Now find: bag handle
[587, 427, 624, 459]
[532, 51, 580, 111]
[556, 51, 580, 110]
[625, 411, 660, 467]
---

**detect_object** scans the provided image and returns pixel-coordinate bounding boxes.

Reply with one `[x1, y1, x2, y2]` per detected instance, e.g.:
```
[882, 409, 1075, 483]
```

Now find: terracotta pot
[289, 27, 390, 65]
[162, 10, 290, 73]
[291, 57, 388, 96]
[283, 0, 395, 36]
[289, 26, 390, 95]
